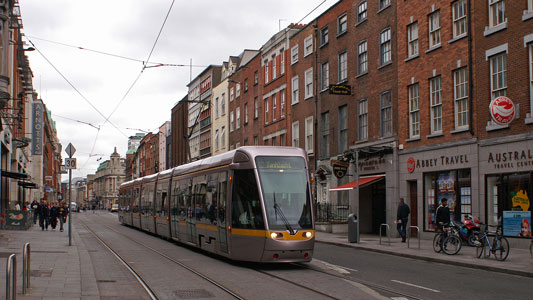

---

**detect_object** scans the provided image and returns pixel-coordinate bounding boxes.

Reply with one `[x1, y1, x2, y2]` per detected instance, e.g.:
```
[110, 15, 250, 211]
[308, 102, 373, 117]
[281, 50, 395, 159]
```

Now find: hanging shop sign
[331, 159, 349, 179]
[32, 102, 43, 155]
[328, 84, 351, 95]
[489, 96, 515, 126]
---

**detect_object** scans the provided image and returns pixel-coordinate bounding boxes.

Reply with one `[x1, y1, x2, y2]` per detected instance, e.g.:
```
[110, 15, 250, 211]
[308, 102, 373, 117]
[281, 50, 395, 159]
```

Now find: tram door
[218, 172, 229, 253]
[170, 179, 180, 239]
[188, 177, 202, 245]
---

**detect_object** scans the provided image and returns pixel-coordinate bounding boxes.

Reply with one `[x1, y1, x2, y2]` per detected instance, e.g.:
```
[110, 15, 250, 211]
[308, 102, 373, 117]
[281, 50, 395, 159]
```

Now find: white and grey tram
[118, 146, 315, 262]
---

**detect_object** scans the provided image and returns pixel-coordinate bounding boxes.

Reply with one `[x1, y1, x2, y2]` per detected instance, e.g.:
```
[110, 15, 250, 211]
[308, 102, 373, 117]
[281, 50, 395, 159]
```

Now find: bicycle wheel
[493, 237, 510, 261]
[433, 233, 443, 253]
[476, 239, 487, 258]
[442, 235, 462, 255]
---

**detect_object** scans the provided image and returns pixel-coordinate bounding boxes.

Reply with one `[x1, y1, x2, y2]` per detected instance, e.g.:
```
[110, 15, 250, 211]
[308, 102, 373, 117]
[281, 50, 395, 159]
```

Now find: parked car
[111, 204, 119, 212]
[70, 202, 79, 212]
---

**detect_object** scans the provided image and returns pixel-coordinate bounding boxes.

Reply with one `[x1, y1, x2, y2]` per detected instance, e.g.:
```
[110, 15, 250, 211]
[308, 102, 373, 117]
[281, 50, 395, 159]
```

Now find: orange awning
[329, 175, 385, 191]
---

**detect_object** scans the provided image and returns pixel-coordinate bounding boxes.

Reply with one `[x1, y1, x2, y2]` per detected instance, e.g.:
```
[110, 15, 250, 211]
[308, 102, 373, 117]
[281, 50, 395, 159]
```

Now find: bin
[348, 213, 359, 243]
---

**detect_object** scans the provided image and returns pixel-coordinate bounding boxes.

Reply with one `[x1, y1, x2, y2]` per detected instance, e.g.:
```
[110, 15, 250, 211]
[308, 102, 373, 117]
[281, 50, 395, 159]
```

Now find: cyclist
[435, 198, 450, 232]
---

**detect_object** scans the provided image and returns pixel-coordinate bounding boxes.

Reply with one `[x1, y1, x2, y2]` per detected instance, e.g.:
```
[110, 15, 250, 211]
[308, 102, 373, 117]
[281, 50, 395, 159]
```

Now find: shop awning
[329, 175, 385, 191]
[1, 170, 29, 180]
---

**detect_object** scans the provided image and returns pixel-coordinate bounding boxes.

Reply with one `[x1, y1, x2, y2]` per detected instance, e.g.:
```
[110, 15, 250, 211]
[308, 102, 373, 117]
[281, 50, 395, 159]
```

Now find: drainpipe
[313, 21, 319, 204]
[467, 0, 474, 135]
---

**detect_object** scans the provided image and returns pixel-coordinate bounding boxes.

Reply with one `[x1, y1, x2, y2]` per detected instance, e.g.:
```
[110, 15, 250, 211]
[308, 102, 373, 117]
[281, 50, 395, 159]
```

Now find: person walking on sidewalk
[38, 200, 50, 231]
[58, 201, 68, 232]
[396, 197, 410, 243]
[435, 198, 450, 231]
[49, 203, 59, 230]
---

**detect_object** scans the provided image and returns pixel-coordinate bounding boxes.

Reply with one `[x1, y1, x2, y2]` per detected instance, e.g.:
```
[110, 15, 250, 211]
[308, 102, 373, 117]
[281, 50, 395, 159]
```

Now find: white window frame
[272, 94, 277, 121]
[230, 111, 234, 132]
[408, 22, 419, 57]
[379, 0, 391, 10]
[292, 121, 300, 148]
[320, 26, 329, 46]
[305, 116, 314, 154]
[291, 45, 299, 65]
[337, 13, 347, 35]
[408, 84, 420, 138]
[454, 67, 469, 129]
[430, 76, 443, 134]
[489, 0, 506, 28]
[305, 68, 313, 99]
[291, 76, 299, 104]
[264, 98, 269, 124]
[230, 87, 234, 102]
[221, 93, 225, 115]
[214, 129, 219, 151]
[380, 28, 392, 65]
[221, 126, 225, 148]
[357, 1, 367, 23]
[304, 35, 313, 57]
[280, 89, 285, 117]
[321, 62, 329, 91]
[280, 49, 285, 74]
[490, 53, 507, 99]
[215, 97, 219, 119]
[321, 112, 330, 158]
[236, 107, 240, 129]
[264, 59, 269, 83]
[244, 103, 248, 124]
[272, 54, 277, 79]
[254, 97, 258, 119]
[338, 51, 347, 82]
[529, 0, 533, 11]
[338, 105, 348, 152]
[358, 99, 368, 140]
[358, 40, 368, 75]
[452, 0, 467, 38]
[236, 83, 241, 97]
[380, 91, 392, 137]
[428, 11, 441, 48]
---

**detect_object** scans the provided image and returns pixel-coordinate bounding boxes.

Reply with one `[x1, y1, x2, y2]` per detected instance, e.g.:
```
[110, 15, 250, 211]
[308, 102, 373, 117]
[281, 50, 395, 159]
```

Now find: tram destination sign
[329, 84, 351, 95]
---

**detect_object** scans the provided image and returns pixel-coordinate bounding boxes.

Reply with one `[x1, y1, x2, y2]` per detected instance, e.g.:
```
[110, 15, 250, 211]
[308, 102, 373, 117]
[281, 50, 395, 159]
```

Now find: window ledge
[320, 88, 329, 94]
[336, 31, 347, 39]
[319, 42, 329, 49]
[426, 132, 443, 139]
[448, 34, 467, 44]
[451, 127, 469, 134]
[425, 45, 442, 54]
[304, 95, 313, 100]
[406, 137, 421, 143]
[486, 121, 509, 131]
[291, 101, 299, 106]
[304, 52, 313, 58]
[404, 54, 419, 62]
[378, 61, 392, 70]
[337, 79, 348, 85]
[355, 18, 367, 27]
[377, 4, 391, 14]
[523, 11, 533, 21]
[484, 22, 507, 37]
[291, 60, 298, 66]
[356, 71, 368, 79]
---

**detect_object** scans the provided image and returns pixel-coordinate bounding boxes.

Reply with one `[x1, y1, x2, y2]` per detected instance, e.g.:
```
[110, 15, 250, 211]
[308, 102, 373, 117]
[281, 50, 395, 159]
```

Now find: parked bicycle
[475, 223, 510, 261]
[432, 223, 462, 255]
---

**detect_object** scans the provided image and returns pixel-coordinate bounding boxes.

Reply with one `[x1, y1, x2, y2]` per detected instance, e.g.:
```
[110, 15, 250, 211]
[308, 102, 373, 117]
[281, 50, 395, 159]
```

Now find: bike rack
[6, 254, 16, 300]
[407, 226, 420, 249]
[23, 243, 30, 295]
[379, 223, 390, 246]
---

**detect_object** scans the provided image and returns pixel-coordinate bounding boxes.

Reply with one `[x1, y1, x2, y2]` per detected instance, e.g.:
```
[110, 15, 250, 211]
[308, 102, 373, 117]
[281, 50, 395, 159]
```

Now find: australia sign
[490, 96, 515, 126]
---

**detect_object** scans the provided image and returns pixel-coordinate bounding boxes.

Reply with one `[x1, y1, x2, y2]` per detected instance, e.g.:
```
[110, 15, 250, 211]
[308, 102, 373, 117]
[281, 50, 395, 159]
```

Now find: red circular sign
[407, 157, 415, 173]
[490, 96, 515, 126]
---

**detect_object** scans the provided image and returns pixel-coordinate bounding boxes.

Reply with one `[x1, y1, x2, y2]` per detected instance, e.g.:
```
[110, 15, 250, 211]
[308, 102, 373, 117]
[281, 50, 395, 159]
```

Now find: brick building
[170, 96, 188, 167]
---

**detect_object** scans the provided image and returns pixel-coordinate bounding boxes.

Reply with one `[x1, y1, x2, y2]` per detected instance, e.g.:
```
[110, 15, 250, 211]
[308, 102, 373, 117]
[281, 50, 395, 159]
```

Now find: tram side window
[170, 180, 180, 219]
[132, 188, 140, 213]
[232, 169, 264, 229]
[193, 176, 207, 221]
[206, 173, 219, 224]
[142, 185, 155, 215]
[218, 172, 228, 225]
[156, 181, 169, 217]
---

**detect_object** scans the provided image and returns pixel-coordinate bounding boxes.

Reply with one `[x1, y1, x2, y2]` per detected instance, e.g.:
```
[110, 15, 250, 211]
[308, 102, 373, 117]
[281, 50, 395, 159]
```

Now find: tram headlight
[270, 232, 283, 239]
[303, 232, 312, 238]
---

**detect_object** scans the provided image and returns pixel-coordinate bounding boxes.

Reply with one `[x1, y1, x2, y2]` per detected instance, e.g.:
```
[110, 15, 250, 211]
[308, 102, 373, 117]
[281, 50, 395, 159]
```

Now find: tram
[118, 146, 315, 262]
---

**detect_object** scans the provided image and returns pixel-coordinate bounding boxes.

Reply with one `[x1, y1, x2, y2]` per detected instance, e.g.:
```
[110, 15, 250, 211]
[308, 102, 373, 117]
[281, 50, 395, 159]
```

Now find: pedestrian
[50, 203, 59, 230]
[396, 197, 410, 243]
[58, 201, 68, 232]
[38, 200, 50, 231]
[31, 200, 39, 224]
[435, 198, 450, 231]
[15, 203, 21, 210]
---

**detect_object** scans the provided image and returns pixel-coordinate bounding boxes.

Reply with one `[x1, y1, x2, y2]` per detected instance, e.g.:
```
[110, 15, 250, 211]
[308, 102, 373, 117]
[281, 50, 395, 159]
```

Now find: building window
[305, 68, 313, 99]
[429, 11, 441, 48]
[280, 89, 285, 117]
[337, 13, 347, 35]
[272, 54, 277, 79]
[380, 28, 392, 65]
[236, 107, 240, 129]
[264, 60, 269, 83]
[244, 103, 248, 124]
[272, 94, 277, 121]
[452, 0, 467, 38]
[230, 87, 235, 102]
[280, 49, 285, 74]
[321, 112, 330, 158]
[291, 76, 299, 104]
[338, 105, 348, 152]
[430, 76, 443, 133]
[529, 0, 533, 11]
[221, 93, 225, 115]
[291, 45, 299, 65]
[305, 116, 313, 154]
[292, 121, 299, 147]
[357, 1, 367, 23]
[490, 53, 507, 99]
[358, 40, 368, 75]
[380, 91, 392, 137]
[304, 35, 313, 57]
[454, 67, 469, 129]
[489, 0, 505, 27]
[221, 126, 225, 148]
[408, 22, 419, 57]
[253, 135, 258, 145]
[254, 71, 258, 85]
[254, 97, 258, 119]
[272, 136, 277, 146]
[215, 129, 219, 151]
[230, 111, 234, 132]
[358, 99, 368, 140]
[321, 62, 329, 90]
[320, 26, 329, 46]
[379, 0, 391, 10]
[215, 97, 219, 119]
[264, 98, 269, 124]
[236, 83, 241, 97]
[244, 78, 248, 92]
[338, 51, 347, 82]
[409, 84, 420, 138]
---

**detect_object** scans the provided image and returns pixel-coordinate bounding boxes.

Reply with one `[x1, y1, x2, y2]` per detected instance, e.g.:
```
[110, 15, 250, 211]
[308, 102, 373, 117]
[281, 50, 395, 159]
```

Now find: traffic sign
[65, 158, 77, 169]
[65, 143, 76, 157]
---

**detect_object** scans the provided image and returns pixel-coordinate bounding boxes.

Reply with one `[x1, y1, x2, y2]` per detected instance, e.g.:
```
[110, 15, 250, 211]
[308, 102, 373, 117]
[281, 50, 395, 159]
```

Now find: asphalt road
[313, 242, 533, 300]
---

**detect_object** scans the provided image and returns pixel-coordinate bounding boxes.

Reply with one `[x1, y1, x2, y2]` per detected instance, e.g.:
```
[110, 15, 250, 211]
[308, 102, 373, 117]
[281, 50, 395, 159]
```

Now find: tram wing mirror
[229, 163, 241, 169]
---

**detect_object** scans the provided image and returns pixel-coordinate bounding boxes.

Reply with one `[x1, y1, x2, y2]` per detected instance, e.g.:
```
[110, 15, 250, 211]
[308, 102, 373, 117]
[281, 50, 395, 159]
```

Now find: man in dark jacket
[396, 198, 410, 242]
[435, 198, 450, 231]
[38, 200, 50, 231]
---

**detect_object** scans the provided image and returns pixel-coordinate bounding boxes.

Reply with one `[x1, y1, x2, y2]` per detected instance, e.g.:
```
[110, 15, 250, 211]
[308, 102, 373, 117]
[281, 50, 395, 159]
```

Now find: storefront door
[409, 181, 418, 237]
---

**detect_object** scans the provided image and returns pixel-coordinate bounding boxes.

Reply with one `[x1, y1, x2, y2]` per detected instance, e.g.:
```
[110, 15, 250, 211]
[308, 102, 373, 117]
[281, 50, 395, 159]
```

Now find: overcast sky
[19, 0, 339, 179]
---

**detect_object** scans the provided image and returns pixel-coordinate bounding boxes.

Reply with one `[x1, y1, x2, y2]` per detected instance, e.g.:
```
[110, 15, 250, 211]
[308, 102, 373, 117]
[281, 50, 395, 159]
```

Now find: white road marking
[391, 297, 409, 300]
[343, 279, 390, 300]
[391, 280, 440, 293]
[312, 259, 357, 274]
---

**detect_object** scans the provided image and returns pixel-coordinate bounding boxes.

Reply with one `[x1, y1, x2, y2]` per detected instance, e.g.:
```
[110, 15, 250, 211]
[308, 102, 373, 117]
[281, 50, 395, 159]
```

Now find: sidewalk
[315, 231, 533, 278]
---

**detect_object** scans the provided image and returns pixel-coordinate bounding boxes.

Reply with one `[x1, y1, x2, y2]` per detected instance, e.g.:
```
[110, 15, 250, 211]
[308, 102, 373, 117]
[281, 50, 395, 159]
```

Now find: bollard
[379, 223, 391, 246]
[407, 226, 421, 249]
[6, 254, 16, 300]
[23, 243, 31, 294]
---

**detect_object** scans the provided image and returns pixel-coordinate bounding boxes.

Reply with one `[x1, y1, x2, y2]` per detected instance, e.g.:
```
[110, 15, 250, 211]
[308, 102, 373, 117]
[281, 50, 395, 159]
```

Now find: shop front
[399, 143, 479, 235]
[480, 139, 533, 241]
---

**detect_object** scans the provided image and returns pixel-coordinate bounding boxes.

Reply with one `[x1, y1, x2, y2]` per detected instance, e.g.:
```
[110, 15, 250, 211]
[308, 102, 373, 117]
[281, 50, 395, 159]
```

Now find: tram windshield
[256, 156, 313, 230]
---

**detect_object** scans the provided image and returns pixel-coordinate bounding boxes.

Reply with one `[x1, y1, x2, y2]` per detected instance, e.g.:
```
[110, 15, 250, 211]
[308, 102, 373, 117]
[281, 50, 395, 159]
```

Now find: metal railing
[408, 226, 420, 249]
[23, 243, 31, 294]
[379, 223, 391, 246]
[6, 254, 16, 300]
[315, 203, 351, 223]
